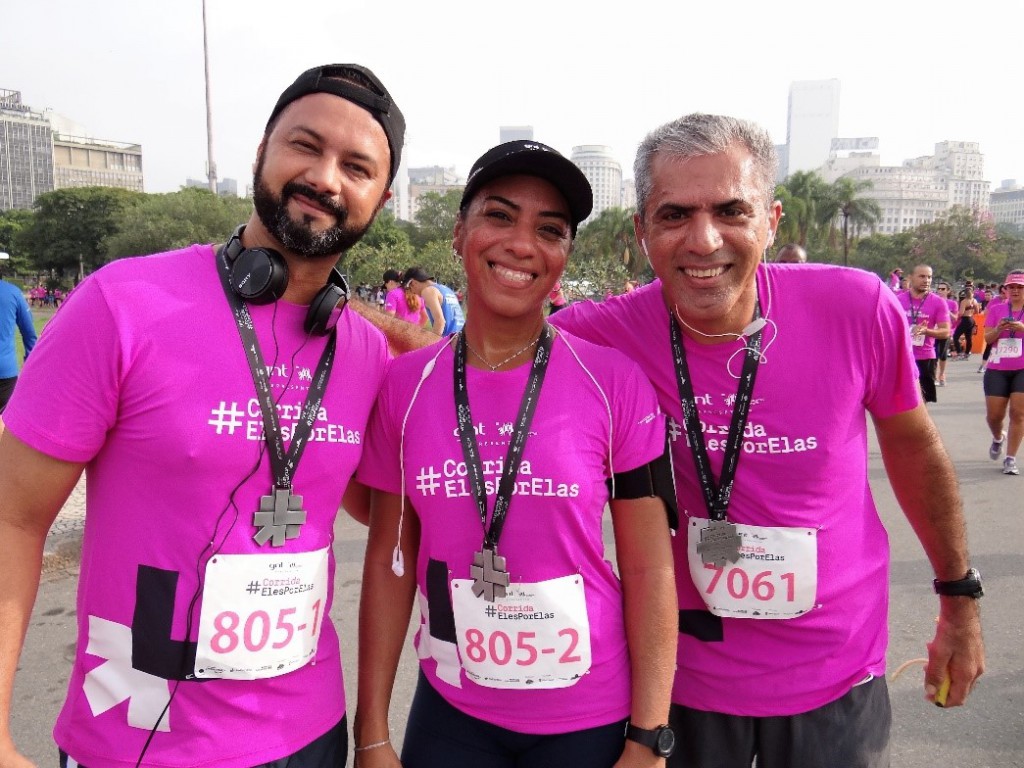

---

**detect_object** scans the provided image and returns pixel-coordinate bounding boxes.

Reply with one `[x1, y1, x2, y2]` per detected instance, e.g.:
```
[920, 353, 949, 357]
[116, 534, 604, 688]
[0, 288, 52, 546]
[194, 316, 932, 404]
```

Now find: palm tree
[776, 171, 830, 247]
[819, 178, 882, 266]
[577, 207, 643, 278]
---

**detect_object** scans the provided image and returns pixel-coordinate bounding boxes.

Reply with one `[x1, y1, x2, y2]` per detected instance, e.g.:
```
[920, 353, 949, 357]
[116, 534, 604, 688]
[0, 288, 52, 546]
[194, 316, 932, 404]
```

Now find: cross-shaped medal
[471, 546, 510, 602]
[697, 520, 742, 567]
[253, 487, 307, 547]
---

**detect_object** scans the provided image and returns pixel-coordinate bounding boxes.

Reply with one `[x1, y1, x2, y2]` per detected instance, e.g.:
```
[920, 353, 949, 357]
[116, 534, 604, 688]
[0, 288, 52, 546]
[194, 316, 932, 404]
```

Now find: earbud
[391, 546, 405, 577]
[741, 318, 767, 337]
[421, 357, 437, 381]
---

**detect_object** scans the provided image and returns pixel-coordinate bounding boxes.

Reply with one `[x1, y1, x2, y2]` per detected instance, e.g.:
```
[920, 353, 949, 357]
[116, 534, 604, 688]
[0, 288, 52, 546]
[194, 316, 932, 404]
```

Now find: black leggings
[952, 317, 976, 355]
[401, 673, 629, 768]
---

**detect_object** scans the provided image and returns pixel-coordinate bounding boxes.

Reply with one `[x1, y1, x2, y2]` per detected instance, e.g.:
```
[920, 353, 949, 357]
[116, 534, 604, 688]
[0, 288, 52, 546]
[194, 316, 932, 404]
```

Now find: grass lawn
[13, 307, 56, 366]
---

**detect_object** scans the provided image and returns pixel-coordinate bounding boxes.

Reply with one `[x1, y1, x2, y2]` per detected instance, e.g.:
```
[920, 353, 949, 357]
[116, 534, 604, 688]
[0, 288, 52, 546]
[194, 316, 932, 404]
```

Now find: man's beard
[252, 156, 374, 259]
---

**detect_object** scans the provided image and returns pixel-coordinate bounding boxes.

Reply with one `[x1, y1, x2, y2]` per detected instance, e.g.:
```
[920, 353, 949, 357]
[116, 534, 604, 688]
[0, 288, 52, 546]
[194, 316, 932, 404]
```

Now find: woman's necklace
[462, 332, 541, 372]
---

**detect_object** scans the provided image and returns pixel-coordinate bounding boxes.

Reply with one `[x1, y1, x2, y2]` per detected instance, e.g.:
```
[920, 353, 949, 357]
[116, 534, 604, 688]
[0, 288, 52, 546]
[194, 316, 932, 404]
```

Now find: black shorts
[60, 717, 346, 768]
[983, 367, 1024, 398]
[669, 675, 891, 768]
[0, 376, 16, 413]
[401, 672, 628, 768]
[935, 338, 949, 361]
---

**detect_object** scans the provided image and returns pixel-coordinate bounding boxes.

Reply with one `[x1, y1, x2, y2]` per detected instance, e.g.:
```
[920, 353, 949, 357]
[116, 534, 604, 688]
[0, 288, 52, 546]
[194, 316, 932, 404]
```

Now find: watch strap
[625, 723, 675, 757]
[933, 567, 983, 598]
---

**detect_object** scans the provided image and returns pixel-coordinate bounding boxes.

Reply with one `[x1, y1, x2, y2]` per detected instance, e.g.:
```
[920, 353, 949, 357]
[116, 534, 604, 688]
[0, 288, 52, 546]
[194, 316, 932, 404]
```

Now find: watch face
[656, 727, 676, 757]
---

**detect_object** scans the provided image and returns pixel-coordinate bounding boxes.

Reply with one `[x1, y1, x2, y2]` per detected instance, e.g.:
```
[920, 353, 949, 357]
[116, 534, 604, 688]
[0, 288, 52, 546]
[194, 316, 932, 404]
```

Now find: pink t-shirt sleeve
[4, 275, 121, 462]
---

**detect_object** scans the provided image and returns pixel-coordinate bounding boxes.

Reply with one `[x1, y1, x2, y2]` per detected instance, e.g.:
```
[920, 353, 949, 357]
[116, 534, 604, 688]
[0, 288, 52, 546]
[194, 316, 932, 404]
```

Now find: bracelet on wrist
[354, 738, 391, 753]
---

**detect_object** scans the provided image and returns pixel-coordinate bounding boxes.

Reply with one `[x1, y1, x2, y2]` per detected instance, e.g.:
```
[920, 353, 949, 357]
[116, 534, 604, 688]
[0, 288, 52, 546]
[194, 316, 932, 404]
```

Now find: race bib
[451, 575, 591, 689]
[687, 520, 817, 619]
[912, 332, 926, 347]
[195, 548, 329, 680]
[996, 337, 1022, 359]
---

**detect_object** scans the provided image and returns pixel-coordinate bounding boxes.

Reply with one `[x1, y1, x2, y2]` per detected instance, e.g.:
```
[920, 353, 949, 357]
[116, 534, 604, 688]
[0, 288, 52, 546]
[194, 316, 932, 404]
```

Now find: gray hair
[633, 113, 778, 218]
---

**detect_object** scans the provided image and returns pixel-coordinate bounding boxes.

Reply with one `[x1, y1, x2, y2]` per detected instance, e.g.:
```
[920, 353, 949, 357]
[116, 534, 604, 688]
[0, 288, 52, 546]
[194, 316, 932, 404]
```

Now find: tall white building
[843, 140, 989, 234]
[570, 145, 621, 226]
[786, 79, 840, 177]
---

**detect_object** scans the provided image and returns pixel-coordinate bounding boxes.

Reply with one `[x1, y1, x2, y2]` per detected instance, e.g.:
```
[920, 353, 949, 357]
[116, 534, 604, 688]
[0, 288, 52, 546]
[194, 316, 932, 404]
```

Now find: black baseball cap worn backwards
[267, 64, 406, 184]
[460, 140, 593, 234]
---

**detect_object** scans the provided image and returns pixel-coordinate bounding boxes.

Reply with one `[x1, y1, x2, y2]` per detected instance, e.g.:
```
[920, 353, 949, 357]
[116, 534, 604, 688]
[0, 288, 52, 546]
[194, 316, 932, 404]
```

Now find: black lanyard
[909, 295, 925, 323]
[670, 308, 762, 522]
[453, 326, 553, 549]
[215, 247, 336, 492]
[1007, 304, 1024, 338]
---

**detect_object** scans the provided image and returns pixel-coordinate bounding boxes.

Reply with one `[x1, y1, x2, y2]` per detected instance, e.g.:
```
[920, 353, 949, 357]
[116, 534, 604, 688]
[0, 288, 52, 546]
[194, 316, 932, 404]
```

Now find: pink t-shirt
[384, 285, 423, 324]
[897, 291, 950, 361]
[985, 300, 1024, 371]
[357, 330, 665, 733]
[4, 245, 388, 767]
[551, 264, 920, 716]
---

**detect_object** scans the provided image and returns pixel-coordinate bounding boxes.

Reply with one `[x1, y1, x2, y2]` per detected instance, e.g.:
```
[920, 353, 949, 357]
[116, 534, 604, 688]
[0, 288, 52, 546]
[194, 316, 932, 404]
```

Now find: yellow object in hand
[934, 676, 951, 708]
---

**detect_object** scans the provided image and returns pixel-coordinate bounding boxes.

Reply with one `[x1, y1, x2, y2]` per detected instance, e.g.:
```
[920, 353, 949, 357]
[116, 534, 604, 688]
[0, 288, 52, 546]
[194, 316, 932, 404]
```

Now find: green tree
[909, 207, 1004, 282]
[775, 171, 830, 248]
[411, 190, 461, 249]
[105, 187, 252, 259]
[19, 187, 145, 280]
[569, 207, 642, 293]
[0, 209, 35, 277]
[340, 208, 415, 287]
[850, 231, 914, 278]
[817, 177, 881, 266]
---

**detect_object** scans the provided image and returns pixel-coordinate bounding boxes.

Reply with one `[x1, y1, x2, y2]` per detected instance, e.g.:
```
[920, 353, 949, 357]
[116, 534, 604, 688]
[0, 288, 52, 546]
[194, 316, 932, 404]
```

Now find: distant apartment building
[408, 165, 460, 186]
[0, 89, 54, 210]
[185, 176, 240, 196]
[571, 145, 621, 226]
[1, 88, 144, 209]
[990, 180, 1024, 232]
[499, 125, 533, 143]
[843, 140, 989, 234]
[785, 79, 840, 177]
[621, 178, 637, 210]
[54, 134, 143, 192]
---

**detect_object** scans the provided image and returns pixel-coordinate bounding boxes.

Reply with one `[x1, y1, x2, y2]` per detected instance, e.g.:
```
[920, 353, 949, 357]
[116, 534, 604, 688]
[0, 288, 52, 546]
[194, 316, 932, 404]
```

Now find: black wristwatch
[933, 567, 984, 599]
[625, 722, 676, 758]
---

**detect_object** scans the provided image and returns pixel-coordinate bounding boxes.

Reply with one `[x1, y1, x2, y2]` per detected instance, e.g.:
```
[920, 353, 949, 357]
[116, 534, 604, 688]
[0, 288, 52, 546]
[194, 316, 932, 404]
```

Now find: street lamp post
[202, 0, 217, 194]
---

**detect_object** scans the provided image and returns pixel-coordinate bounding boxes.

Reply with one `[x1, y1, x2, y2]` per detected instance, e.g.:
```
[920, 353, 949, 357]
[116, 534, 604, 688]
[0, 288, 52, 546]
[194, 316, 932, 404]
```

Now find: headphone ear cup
[304, 269, 350, 335]
[229, 247, 289, 304]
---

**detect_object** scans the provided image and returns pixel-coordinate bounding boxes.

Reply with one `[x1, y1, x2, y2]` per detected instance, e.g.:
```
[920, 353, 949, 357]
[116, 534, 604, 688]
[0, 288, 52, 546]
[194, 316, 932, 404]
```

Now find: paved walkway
[42, 476, 86, 573]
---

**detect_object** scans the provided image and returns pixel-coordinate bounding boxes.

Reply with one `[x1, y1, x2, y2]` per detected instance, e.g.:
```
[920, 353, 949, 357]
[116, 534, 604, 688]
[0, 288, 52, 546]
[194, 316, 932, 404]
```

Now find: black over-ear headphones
[223, 225, 350, 335]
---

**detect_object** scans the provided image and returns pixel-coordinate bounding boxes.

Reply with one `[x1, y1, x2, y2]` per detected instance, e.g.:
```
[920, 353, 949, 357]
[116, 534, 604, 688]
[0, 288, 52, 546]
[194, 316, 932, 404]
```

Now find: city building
[184, 176, 240, 196]
[53, 134, 143, 192]
[785, 79, 841, 177]
[819, 137, 881, 183]
[499, 125, 533, 143]
[1, 88, 145, 209]
[621, 178, 636, 210]
[842, 140, 989, 235]
[408, 165, 460, 185]
[570, 145, 621, 225]
[990, 180, 1024, 233]
[0, 89, 54, 210]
